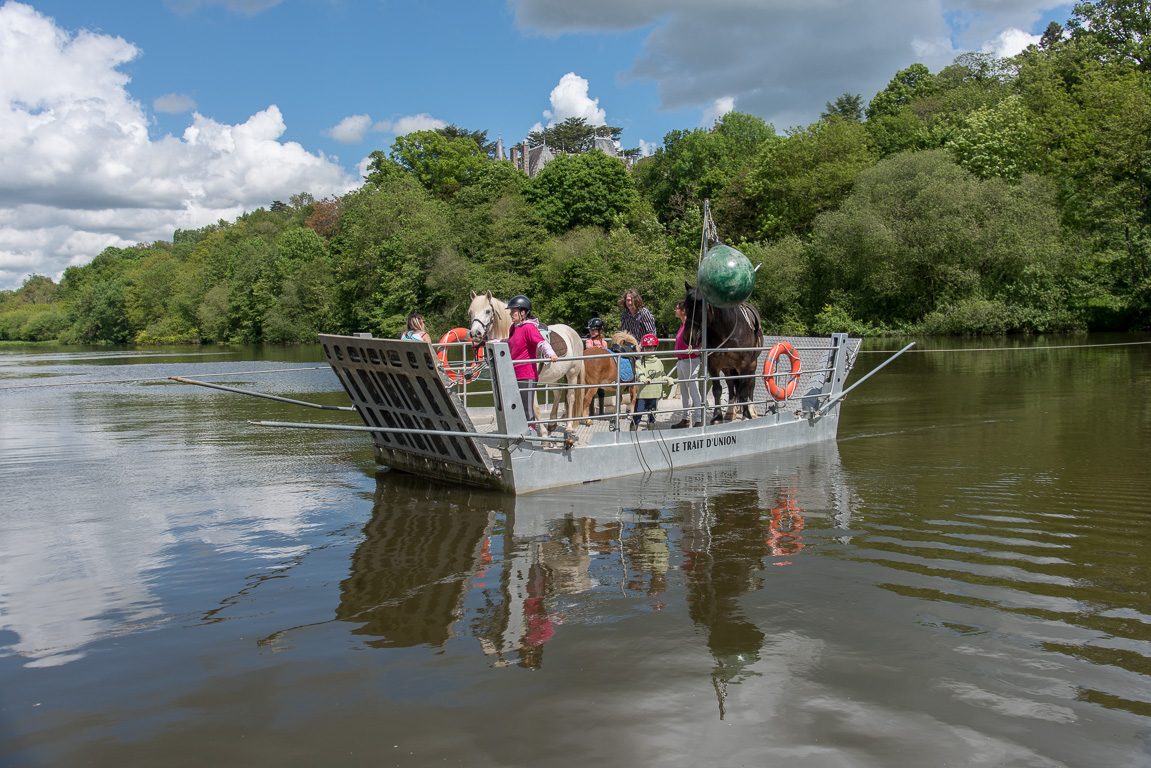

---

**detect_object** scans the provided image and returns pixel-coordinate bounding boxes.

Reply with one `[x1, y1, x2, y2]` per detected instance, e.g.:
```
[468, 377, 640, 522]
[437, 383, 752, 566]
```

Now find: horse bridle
[469, 313, 493, 342]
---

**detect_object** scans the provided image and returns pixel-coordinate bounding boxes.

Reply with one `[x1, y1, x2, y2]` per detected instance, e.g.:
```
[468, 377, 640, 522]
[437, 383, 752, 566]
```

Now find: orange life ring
[763, 342, 801, 401]
[436, 328, 484, 383]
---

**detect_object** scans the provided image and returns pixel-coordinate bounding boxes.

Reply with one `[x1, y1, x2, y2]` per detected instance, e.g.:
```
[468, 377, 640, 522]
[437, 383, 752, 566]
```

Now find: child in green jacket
[632, 334, 671, 428]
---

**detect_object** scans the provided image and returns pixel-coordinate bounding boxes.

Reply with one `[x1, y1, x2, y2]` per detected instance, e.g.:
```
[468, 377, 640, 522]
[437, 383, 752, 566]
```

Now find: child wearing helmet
[584, 316, 610, 417]
[584, 317, 608, 350]
[507, 295, 557, 429]
[632, 333, 670, 429]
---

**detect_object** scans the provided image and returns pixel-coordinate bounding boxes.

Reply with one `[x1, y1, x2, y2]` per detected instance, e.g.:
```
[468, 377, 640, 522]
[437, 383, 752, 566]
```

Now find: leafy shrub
[916, 298, 1013, 335]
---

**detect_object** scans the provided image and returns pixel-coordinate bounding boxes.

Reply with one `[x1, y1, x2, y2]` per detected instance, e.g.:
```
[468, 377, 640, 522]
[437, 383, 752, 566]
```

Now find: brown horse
[579, 331, 639, 425]
[682, 282, 763, 423]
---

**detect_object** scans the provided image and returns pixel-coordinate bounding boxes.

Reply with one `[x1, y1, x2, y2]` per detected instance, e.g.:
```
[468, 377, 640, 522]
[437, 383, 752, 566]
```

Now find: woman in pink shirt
[672, 300, 703, 428]
[507, 295, 557, 429]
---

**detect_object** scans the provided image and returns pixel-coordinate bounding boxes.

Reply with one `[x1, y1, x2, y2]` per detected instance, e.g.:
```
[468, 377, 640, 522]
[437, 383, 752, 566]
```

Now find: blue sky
[1, 0, 1075, 290]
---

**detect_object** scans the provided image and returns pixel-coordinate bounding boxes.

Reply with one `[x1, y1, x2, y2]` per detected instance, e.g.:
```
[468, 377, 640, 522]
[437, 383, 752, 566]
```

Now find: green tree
[528, 117, 624, 154]
[822, 93, 864, 121]
[436, 124, 498, 158]
[365, 130, 487, 199]
[1019, 39, 1151, 307]
[633, 113, 777, 227]
[330, 177, 455, 336]
[946, 96, 1039, 180]
[1068, 0, 1151, 70]
[746, 118, 877, 239]
[534, 227, 683, 331]
[866, 63, 939, 120]
[525, 151, 640, 234]
[807, 150, 1082, 332]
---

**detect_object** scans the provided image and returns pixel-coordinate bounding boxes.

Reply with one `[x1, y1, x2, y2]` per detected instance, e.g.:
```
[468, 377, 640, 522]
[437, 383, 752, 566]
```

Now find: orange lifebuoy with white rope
[763, 342, 801, 401]
[436, 328, 484, 383]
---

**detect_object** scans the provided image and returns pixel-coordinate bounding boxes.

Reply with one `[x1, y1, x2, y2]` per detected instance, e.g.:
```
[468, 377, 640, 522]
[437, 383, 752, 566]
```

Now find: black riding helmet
[586, 317, 604, 331]
[508, 295, 532, 313]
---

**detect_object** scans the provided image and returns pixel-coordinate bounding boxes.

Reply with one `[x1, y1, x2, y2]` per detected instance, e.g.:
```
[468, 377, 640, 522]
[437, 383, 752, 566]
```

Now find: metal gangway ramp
[319, 334, 505, 489]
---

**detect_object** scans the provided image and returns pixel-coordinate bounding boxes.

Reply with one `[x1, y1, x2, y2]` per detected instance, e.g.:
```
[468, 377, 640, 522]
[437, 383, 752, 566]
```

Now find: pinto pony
[467, 291, 584, 432]
[681, 282, 763, 423]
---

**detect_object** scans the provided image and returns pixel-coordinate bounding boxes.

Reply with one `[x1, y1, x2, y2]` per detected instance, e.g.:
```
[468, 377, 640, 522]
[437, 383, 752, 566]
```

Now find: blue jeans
[633, 398, 658, 425]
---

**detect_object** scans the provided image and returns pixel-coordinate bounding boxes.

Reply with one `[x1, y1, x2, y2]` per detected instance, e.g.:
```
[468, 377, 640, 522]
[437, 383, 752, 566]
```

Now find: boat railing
[492, 337, 850, 431]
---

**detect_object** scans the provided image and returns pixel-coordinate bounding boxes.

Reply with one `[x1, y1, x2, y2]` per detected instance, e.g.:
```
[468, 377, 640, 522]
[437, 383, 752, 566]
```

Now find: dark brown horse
[682, 282, 763, 423]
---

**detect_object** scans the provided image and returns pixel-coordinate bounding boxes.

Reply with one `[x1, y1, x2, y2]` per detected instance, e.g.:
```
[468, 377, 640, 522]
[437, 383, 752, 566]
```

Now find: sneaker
[629, 421, 639, 432]
[671, 419, 689, 429]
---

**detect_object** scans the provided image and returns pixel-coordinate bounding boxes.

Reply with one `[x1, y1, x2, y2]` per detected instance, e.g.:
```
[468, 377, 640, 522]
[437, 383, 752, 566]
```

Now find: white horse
[468, 291, 584, 432]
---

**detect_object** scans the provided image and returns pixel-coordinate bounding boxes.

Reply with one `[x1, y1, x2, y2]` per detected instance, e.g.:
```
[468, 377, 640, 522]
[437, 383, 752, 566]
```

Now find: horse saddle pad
[610, 342, 637, 382]
[541, 327, 567, 358]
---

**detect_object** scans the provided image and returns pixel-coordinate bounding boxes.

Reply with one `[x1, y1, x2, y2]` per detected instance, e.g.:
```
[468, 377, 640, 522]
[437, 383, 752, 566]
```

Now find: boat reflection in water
[336, 442, 852, 708]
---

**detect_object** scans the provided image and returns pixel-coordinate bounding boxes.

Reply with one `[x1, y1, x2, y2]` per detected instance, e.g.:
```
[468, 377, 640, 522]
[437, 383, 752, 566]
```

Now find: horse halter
[469, 311, 494, 342]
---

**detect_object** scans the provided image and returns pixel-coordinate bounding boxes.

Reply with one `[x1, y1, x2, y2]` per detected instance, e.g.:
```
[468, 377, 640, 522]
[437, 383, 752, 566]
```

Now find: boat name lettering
[670, 435, 737, 453]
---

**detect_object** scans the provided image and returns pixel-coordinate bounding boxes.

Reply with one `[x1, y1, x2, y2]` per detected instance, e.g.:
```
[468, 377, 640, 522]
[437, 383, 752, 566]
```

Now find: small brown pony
[579, 331, 639, 425]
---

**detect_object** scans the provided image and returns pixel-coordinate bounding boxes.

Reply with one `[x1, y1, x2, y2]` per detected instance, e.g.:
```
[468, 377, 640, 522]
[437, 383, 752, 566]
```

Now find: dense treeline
[3, 0, 1150, 343]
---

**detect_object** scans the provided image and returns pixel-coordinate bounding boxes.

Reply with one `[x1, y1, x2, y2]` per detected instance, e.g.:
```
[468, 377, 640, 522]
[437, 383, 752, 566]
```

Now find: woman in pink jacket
[506, 295, 557, 429]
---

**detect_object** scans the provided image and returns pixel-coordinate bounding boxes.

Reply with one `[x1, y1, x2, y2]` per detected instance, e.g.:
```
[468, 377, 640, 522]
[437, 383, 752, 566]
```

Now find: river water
[1, 336, 1149, 768]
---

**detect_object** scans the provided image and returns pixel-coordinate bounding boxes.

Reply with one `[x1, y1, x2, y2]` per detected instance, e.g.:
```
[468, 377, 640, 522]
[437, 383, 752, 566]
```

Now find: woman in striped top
[619, 289, 656, 341]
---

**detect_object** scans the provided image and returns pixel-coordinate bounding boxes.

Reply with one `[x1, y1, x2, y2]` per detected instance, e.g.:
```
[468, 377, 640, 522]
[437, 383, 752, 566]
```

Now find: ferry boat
[232, 329, 908, 494]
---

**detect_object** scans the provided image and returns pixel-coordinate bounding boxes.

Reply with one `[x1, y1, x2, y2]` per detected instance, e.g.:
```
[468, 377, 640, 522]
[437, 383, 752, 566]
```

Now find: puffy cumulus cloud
[510, 0, 1071, 131]
[981, 28, 1042, 57]
[701, 96, 735, 128]
[325, 113, 374, 144]
[0, 2, 357, 289]
[325, 112, 452, 144]
[375, 113, 447, 136]
[541, 72, 607, 127]
[154, 93, 196, 113]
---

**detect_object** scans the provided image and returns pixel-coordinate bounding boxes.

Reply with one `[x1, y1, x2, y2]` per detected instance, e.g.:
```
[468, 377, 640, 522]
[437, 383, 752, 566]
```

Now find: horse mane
[610, 330, 637, 347]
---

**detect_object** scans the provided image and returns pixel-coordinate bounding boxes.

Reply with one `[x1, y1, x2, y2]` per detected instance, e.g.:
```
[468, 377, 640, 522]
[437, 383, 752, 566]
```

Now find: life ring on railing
[763, 342, 801, 401]
[436, 328, 484, 383]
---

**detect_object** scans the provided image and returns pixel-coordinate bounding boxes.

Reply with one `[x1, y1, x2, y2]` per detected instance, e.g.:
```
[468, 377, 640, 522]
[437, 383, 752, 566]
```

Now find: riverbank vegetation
[3, 0, 1149, 343]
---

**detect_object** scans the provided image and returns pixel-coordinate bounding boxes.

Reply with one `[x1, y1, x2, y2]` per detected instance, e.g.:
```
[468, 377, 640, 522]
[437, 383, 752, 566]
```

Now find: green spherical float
[697, 243, 756, 308]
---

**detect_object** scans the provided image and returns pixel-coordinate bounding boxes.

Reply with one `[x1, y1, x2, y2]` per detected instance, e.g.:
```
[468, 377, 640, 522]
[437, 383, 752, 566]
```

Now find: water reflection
[337, 482, 498, 648]
[336, 445, 851, 709]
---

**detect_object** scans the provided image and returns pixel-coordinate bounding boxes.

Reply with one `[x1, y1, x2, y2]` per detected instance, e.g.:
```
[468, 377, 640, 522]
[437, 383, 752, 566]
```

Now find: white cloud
[154, 93, 196, 113]
[541, 72, 607, 127]
[0, 2, 357, 289]
[510, 0, 1074, 131]
[164, 0, 284, 17]
[982, 28, 1042, 57]
[701, 96, 735, 128]
[325, 113, 373, 144]
[374, 113, 447, 136]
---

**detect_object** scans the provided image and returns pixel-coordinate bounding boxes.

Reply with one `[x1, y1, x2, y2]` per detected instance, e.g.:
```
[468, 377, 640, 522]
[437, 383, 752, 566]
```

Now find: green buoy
[697, 243, 755, 308]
